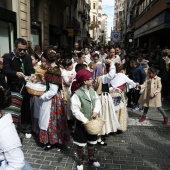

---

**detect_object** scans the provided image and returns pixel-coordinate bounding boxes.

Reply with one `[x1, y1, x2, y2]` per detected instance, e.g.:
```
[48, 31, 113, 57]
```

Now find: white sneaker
[89, 158, 100, 168]
[76, 164, 83, 170]
[25, 133, 32, 139]
[92, 161, 100, 167]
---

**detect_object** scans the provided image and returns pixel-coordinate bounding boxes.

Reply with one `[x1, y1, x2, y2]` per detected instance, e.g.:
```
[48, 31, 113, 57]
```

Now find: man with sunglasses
[3, 38, 35, 138]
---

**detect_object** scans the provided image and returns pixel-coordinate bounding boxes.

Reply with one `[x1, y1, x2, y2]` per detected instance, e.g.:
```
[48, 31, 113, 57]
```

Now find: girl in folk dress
[38, 49, 70, 150]
[61, 58, 76, 121]
[138, 67, 169, 124]
[94, 61, 120, 145]
[109, 63, 138, 132]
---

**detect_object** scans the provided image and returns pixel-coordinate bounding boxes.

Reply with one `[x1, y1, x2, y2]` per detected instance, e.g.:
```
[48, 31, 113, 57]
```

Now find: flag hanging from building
[111, 31, 121, 43]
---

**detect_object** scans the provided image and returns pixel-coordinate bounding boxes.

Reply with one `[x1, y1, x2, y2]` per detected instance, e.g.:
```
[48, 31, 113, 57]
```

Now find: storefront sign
[88, 38, 93, 42]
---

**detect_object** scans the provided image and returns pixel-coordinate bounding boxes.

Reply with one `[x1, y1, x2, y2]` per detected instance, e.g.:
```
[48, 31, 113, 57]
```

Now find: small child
[92, 53, 103, 80]
[61, 58, 76, 121]
[31, 53, 40, 70]
[138, 67, 169, 124]
[70, 69, 101, 170]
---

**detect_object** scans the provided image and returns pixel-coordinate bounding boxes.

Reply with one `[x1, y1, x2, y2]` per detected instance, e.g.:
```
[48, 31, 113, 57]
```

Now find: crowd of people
[0, 38, 170, 170]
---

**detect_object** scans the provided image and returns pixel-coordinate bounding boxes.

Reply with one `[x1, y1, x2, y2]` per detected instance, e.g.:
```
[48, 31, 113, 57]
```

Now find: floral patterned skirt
[39, 92, 70, 144]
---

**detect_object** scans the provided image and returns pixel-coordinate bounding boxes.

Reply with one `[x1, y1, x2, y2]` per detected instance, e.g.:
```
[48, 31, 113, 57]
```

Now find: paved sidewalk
[22, 101, 170, 170]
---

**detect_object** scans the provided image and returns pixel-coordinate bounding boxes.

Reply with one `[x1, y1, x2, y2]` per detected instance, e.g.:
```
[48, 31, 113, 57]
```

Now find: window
[0, 21, 14, 55]
[93, 15, 95, 22]
[0, 0, 12, 10]
[93, 3, 95, 9]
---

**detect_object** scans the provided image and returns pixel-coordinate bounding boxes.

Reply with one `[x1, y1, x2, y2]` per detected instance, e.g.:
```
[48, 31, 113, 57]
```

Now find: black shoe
[115, 130, 123, 134]
[97, 141, 107, 146]
[20, 137, 23, 144]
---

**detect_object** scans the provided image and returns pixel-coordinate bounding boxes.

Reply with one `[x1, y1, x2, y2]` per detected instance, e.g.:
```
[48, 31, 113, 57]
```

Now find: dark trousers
[127, 89, 140, 107]
[143, 107, 167, 118]
[161, 80, 169, 98]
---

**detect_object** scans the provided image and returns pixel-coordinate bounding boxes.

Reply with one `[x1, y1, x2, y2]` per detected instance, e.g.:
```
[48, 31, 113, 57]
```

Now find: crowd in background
[0, 38, 170, 170]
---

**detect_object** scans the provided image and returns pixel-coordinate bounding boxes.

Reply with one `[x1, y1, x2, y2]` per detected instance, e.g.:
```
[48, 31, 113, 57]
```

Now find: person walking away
[70, 69, 101, 170]
[138, 67, 168, 124]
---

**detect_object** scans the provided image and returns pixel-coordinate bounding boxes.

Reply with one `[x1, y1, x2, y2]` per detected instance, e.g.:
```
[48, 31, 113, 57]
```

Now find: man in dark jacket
[127, 58, 146, 110]
[3, 38, 35, 137]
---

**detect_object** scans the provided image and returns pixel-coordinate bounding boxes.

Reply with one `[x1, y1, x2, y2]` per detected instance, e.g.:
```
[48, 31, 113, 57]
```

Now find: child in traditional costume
[94, 60, 120, 144]
[109, 63, 138, 132]
[0, 86, 32, 170]
[70, 69, 101, 170]
[61, 58, 76, 121]
[38, 49, 70, 150]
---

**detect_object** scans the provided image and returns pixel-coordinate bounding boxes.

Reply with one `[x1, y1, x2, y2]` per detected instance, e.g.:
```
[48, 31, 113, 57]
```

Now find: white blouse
[110, 73, 136, 89]
[0, 114, 25, 170]
[71, 88, 101, 123]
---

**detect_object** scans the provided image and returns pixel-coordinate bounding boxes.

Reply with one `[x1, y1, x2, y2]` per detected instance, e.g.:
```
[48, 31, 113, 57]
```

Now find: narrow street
[22, 100, 170, 170]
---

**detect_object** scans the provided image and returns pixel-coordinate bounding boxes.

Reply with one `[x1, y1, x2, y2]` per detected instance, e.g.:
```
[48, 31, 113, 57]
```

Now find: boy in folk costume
[70, 69, 101, 170]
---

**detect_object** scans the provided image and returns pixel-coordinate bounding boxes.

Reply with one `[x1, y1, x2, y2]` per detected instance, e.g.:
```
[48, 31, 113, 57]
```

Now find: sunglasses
[17, 48, 27, 52]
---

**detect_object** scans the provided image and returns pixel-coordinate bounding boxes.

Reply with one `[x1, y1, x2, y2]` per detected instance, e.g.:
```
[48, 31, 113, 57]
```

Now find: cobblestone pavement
[22, 100, 170, 170]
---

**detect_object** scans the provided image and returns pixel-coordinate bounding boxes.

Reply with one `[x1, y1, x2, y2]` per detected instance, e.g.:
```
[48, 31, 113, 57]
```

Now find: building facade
[119, 0, 170, 48]
[0, 0, 91, 56]
[89, 0, 103, 44]
[134, 0, 170, 48]
[101, 14, 108, 44]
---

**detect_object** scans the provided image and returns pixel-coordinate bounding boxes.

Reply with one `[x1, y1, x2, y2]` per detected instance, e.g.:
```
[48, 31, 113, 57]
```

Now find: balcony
[66, 17, 80, 30]
[89, 21, 99, 29]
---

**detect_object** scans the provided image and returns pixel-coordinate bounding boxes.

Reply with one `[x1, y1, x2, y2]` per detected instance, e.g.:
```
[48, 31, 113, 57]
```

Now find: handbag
[4, 83, 24, 126]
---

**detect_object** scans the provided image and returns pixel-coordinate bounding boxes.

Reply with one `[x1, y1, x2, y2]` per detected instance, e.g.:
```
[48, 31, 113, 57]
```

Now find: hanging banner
[81, 29, 87, 38]
[111, 31, 121, 43]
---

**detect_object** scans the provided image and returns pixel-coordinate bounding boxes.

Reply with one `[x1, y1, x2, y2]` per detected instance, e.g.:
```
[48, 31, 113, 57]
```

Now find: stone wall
[12, 0, 30, 40]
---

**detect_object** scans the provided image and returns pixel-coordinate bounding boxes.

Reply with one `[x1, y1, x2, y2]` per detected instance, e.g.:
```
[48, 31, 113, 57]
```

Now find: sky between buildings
[102, 0, 115, 40]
